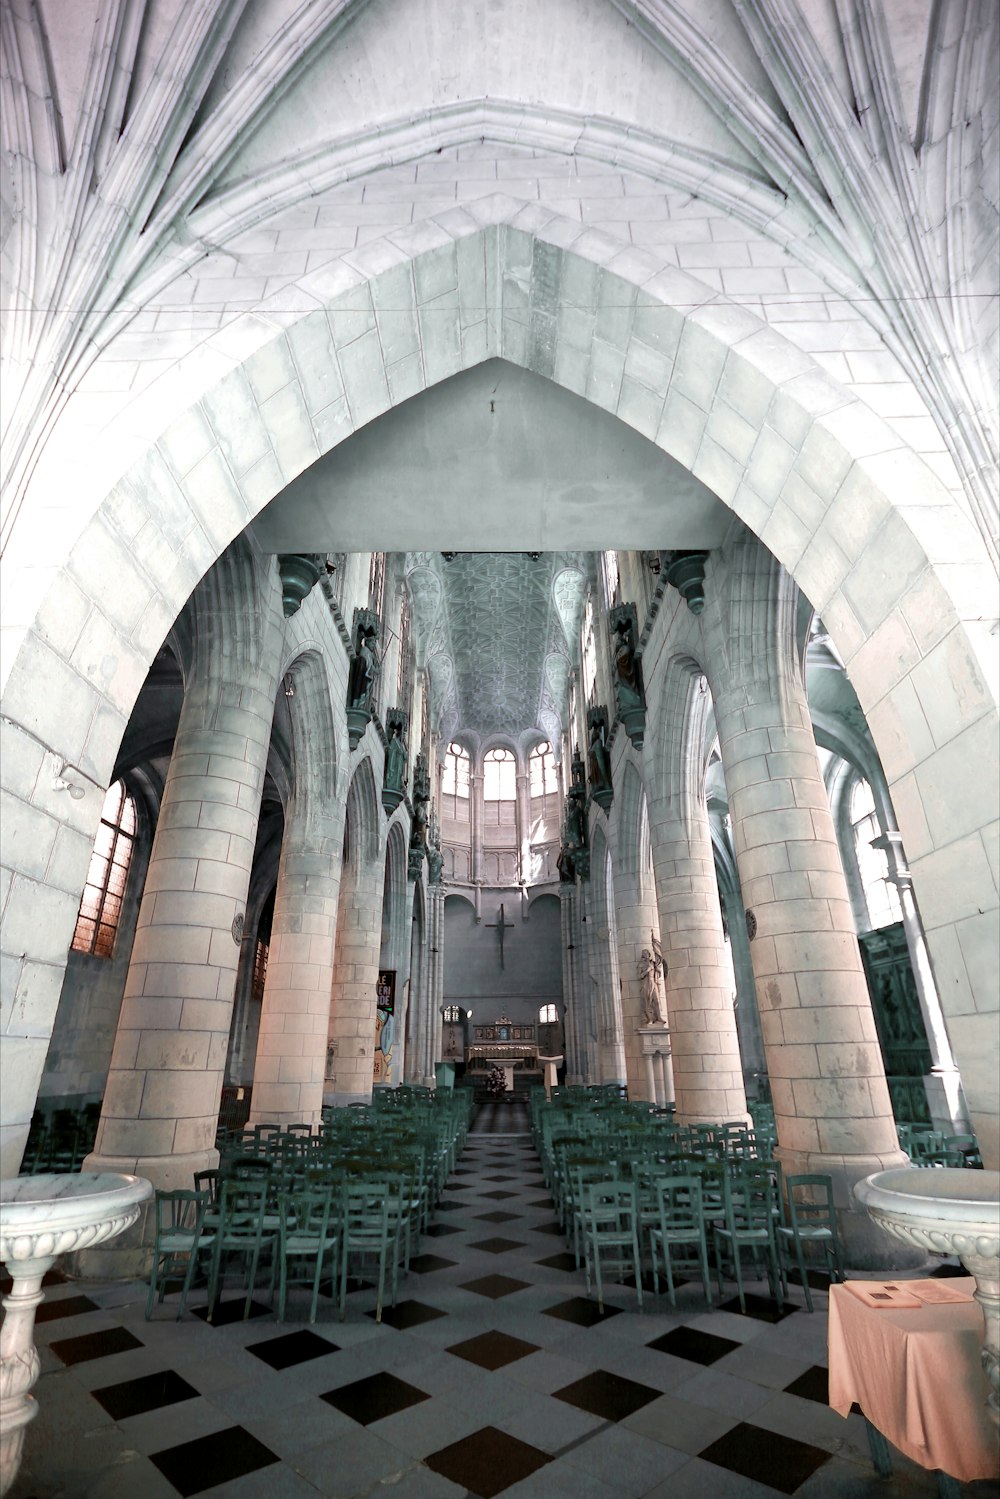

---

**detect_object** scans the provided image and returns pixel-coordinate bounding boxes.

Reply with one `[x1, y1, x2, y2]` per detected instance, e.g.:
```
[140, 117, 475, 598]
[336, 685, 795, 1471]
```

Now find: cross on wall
[485, 903, 515, 969]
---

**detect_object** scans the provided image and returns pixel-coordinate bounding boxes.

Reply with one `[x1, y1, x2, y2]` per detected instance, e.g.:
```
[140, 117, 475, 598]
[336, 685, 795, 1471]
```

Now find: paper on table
[845, 1281, 924, 1309]
[908, 1279, 977, 1305]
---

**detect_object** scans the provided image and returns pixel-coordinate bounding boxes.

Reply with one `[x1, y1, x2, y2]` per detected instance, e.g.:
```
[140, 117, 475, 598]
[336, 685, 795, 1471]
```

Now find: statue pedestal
[0, 1173, 152, 1495]
[538, 1055, 564, 1101]
[638, 1024, 673, 1107]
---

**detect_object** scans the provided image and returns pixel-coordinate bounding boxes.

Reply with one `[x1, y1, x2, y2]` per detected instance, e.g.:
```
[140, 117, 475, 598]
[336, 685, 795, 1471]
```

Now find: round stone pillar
[326, 852, 385, 1107]
[650, 798, 748, 1122]
[708, 539, 915, 1266]
[85, 547, 284, 1203]
[248, 817, 343, 1128]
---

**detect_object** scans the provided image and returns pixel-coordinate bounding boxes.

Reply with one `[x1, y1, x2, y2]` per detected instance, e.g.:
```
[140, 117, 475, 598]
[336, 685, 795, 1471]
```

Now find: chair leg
[732, 1243, 746, 1314]
[794, 1238, 814, 1313]
[593, 1245, 605, 1313]
[145, 1258, 159, 1320]
[699, 1239, 713, 1308]
[178, 1246, 201, 1321]
[632, 1233, 643, 1311]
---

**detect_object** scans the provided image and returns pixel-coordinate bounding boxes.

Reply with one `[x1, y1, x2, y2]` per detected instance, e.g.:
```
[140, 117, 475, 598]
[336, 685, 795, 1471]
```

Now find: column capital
[870, 830, 912, 887]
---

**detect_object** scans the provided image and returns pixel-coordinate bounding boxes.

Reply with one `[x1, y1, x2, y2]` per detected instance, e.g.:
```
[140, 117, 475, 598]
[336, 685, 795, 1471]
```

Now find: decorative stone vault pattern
[410, 551, 587, 738]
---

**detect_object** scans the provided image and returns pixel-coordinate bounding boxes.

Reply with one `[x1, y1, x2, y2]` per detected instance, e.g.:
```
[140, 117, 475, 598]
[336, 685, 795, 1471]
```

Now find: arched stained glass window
[71, 780, 137, 958]
[539, 1003, 558, 1024]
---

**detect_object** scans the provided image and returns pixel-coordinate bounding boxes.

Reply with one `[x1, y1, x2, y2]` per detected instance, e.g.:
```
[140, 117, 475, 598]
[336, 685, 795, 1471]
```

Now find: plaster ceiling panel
[251, 362, 730, 554]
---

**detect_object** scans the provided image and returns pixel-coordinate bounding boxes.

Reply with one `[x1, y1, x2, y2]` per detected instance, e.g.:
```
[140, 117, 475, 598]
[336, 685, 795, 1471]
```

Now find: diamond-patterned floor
[9, 1124, 995, 1499]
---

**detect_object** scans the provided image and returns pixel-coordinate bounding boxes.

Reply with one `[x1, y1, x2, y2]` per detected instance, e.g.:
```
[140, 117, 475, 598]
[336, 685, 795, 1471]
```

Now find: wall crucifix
[485, 903, 515, 969]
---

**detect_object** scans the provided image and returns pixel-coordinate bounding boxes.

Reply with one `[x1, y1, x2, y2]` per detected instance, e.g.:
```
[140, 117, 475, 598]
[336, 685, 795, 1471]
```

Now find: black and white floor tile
[9, 1121, 996, 1499]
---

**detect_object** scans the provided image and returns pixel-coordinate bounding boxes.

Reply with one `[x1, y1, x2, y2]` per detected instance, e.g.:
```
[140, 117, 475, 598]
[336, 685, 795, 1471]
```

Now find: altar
[466, 1018, 540, 1085]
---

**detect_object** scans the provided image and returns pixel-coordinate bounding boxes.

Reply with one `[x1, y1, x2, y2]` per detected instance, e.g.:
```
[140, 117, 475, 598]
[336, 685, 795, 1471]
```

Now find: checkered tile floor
[8, 1130, 994, 1499]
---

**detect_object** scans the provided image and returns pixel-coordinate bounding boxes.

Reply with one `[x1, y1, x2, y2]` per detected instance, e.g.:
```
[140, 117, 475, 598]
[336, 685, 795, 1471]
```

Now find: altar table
[828, 1279, 998, 1483]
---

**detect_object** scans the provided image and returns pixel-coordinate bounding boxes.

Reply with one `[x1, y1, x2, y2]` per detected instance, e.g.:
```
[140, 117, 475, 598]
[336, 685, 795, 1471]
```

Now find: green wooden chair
[207, 1180, 277, 1322]
[649, 1175, 713, 1309]
[146, 1189, 215, 1320]
[776, 1173, 844, 1312]
[580, 1178, 644, 1313]
[277, 1187, 340, 1323]
[713, 1162, 783, 1313]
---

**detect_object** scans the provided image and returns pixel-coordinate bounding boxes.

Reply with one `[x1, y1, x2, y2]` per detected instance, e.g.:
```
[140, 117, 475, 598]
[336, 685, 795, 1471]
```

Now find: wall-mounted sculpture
[346, 608, 381, 749]
[587, 706, 613, 811]
[382, 709, 409, 815]
[409, 753, 431, 879]
[609, 603, 646, 749]
[560, 750, 590, 881]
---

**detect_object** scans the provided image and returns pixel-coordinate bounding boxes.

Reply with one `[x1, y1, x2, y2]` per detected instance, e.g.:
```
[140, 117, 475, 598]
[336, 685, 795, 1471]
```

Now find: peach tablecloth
[828, 1279, 999, 1481]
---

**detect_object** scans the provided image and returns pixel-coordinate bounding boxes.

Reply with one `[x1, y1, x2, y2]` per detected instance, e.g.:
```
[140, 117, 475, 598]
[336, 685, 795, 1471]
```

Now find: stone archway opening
[1, 211, 996, 1174]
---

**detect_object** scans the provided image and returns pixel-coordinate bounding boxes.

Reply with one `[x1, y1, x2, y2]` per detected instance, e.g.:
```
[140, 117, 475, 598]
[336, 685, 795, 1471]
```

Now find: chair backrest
[218, 1179, 269, 1237]
[653, 1174, 704, 1233]
[156, 1188, 208, 1235]
[193, 1168, 223, 1205]
[279, 1188, 335, 1239]
[227, 1154, 275, 1181]
[583, 1179, 638, 1231]
[342, 1179, 392, 1239]
[723, 1163, 778, 1234]
[784, 1173, 837, 1235]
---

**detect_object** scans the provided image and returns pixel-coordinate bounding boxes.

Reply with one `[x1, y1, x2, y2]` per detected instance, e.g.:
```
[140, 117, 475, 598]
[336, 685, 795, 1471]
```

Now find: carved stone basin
[854, 1167, 1000, 1427]
[0, 1172, 152, 1496]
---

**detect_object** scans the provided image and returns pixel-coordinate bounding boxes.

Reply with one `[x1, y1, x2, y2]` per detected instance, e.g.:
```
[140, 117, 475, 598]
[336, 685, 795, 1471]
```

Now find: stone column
[516, 771, 531, 883]
[872, 830, 971, 1136]
[708, 536, 915, 1267]
[560, 881, 594, 1084]
[85, 545, 284, 1199]
[470, 772, 483, 886]
[326, 817, 384, 1106]
[425, 883, 446, 1082]
[248, 817, 342, 1128]
[649, 676, 748, 1123]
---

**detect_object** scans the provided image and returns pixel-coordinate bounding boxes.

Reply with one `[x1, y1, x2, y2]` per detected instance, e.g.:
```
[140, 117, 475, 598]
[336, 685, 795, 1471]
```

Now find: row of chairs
[148, 1091, 473, 1324]
[897, 1125, 982, 1169]
[533, 1093, 841, 1315]
[571, 1163, 843, 1316]
[148, 1175, 408, 1324]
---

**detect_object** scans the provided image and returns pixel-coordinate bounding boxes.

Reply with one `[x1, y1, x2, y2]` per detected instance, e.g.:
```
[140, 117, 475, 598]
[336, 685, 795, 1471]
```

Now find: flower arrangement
[486, 1064, 507, 1098]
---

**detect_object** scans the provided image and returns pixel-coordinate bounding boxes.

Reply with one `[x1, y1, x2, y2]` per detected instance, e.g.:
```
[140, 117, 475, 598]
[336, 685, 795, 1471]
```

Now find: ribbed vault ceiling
[405, 550, 588, 746]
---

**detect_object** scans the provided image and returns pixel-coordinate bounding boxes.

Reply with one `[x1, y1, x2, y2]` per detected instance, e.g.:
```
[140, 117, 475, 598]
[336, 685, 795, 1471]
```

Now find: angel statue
[638, 931, 667, 1024]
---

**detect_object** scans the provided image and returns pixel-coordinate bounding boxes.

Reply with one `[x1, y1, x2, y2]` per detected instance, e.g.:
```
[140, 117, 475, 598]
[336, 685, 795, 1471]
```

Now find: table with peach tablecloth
[828, 1279, 998, 1482]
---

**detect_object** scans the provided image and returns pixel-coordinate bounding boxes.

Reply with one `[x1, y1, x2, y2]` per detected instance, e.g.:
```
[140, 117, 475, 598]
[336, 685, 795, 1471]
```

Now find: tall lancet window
[851, 778, 902, 932]
[483, 747, 516, 823]
[71, 780, 137, 958]
[442, 742, 470, 821]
